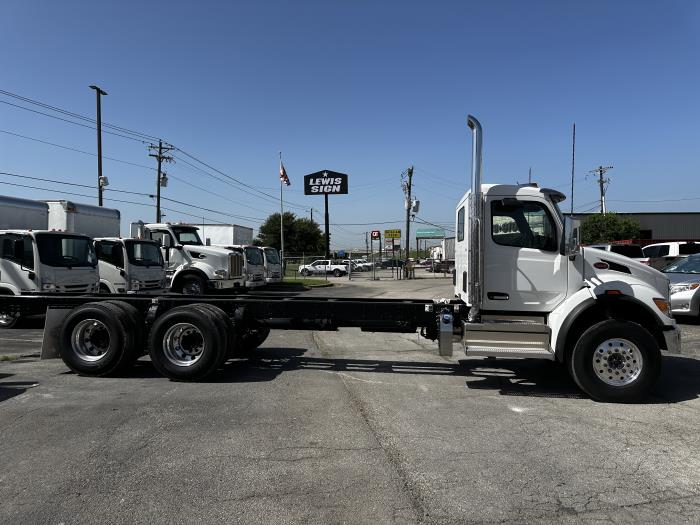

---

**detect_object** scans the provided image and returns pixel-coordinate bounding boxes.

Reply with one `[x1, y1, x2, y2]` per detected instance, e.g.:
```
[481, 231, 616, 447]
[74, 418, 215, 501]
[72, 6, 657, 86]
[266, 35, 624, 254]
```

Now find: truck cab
[0, 230, 99, 327]
[451, 115, 681, 402]
[94, 238, 166, 293]
[221, 245, 266, 289]
[137, 222, 245, 295]
[262, 246, 282, 283]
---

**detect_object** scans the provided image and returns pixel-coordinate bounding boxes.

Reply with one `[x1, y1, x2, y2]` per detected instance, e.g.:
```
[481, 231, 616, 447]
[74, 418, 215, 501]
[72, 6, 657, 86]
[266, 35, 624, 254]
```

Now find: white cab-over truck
[0, 196, 99, 328]
[220, 245, 266, 289]
[133, 222, 245, 295]
[44, 201, 167, 294]
[262, 246, 282, 283]
[0, 115, 682, 402]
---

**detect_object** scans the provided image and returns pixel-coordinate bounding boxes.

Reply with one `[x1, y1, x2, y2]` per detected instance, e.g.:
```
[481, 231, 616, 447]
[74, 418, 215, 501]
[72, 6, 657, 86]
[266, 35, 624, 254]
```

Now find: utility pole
[589, 165, 613, 214]
[402, 166, 414, 264]
[89, 85, 108, 206]
[528, 166, 532, 184]
[148, 140, 174, 222]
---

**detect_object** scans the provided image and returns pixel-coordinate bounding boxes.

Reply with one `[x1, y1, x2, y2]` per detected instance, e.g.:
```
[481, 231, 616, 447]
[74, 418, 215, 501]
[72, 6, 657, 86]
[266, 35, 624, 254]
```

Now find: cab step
[462, 320, 554, 360]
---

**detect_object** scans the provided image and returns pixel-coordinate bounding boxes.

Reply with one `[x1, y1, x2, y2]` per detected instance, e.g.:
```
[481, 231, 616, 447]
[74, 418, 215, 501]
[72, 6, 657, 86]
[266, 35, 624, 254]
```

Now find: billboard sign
[384, 229, 401, 239]
[303, 170, 349, 195]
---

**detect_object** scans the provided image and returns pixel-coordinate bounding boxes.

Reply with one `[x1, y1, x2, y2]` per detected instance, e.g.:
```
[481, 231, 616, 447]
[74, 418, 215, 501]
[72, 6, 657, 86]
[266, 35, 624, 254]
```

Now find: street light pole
[89, 85, 108, 206]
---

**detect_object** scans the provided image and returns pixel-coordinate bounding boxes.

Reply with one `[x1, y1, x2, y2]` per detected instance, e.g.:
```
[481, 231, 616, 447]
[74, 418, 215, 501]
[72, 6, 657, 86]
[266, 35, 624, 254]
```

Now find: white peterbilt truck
[0, 115, 682, 402]
[131, 222, 245, 295]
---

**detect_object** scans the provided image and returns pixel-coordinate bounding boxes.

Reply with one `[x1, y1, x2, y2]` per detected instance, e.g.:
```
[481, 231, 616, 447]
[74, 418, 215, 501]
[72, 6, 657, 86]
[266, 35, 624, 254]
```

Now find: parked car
[587, 244, 650, 265]
[662, 253, 700, 317]
[643, 241, 700, 270]
[380, 259, 405, 268]
[346, 259, 372, 271]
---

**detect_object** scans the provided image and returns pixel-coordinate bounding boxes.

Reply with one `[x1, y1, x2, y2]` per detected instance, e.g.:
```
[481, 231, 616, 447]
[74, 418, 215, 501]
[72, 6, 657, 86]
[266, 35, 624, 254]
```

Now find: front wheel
[300, 269, 310, 277]
[0, 312, 20, 329]
[180, 275, 206, 295]
[568, 320, 661, 403]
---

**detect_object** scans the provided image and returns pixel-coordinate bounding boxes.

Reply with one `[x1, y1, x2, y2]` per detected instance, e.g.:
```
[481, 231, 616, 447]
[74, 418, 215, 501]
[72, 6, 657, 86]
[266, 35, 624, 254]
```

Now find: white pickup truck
[298, 259, 348, 277]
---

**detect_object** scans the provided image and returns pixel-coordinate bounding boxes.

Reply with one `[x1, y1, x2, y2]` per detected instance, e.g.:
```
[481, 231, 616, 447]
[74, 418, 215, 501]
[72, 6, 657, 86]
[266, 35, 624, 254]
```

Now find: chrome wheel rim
[71, 319, 110, 362]
[0, 312, 19, 327]
[162, 323, 204, 366]
[593, 338, 643, 386]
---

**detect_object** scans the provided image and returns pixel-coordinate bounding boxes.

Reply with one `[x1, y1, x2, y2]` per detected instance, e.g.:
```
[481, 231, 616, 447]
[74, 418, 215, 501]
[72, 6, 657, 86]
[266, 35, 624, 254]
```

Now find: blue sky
[1, 0, 698, 250]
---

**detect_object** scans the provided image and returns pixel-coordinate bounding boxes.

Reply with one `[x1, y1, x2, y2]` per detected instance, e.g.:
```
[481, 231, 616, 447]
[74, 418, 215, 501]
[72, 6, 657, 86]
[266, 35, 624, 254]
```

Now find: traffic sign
[384, 229, 401, 239]
[370, 230, 381, 240]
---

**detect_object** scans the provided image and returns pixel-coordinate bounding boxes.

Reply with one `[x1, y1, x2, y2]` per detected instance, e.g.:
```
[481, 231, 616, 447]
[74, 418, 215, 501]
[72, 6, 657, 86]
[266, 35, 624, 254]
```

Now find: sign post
[304, 170, 349, 259]
[371, 230, 380, 280]
[384, 229, 401, 279]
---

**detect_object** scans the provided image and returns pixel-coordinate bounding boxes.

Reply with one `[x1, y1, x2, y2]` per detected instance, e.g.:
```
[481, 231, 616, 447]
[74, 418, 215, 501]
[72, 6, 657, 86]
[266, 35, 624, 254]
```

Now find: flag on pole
[279, 161, 290, 186]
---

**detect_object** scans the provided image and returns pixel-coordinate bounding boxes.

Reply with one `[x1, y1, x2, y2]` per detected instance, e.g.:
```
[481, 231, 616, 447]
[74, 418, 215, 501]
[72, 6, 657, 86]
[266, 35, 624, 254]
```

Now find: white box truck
[198, 224, 254, 246]
[0, 196, 99, 328]
[44, 201, 166, 294]
[132, 222, 245, 295]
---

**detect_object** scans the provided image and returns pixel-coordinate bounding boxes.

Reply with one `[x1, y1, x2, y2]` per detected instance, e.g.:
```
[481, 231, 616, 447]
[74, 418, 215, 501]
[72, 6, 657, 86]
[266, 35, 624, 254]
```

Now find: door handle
[487, 292, 509, 300]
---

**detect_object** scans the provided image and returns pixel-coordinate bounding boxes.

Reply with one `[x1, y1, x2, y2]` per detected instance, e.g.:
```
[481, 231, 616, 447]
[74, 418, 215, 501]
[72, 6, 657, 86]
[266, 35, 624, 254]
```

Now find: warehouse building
[574, 212, 700, 241]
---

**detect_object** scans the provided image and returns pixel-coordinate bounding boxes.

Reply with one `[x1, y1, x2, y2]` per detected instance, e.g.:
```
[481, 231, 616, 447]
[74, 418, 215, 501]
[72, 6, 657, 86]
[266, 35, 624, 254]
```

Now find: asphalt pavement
[1, 276, 699, 523]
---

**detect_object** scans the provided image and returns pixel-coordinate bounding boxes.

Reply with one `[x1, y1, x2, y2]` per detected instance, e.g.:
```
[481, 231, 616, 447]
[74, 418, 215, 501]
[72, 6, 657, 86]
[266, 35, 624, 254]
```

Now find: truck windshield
[35, 234, 97, 268]
[264, 248, 280, 264]
[125, 240, 163, 267]
[245, 247, 264, 265]
[171, 226, 203, 246]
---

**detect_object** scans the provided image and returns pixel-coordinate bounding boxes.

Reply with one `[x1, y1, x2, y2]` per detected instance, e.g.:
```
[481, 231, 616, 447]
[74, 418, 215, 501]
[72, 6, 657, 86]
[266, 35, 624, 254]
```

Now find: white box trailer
[45, 201, 120, 238]
[0, 196, 49, 230]
[198, 224, 253, 246]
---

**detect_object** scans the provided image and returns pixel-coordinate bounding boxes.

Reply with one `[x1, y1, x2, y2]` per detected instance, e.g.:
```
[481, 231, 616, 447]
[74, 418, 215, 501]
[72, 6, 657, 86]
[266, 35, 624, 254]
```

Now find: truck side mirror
[162, 235, 172, 248]
[562, 216, 581, 258]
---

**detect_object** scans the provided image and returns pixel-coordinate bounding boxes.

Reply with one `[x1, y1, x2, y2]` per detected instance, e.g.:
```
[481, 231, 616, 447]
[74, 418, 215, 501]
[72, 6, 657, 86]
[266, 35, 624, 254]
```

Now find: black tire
[237, 325, 271, 356]
[102, 300, 147, 358]
[300, 269, 310, 277]
[568, 320, 661, 403]
[191, 303, 235, 365]
[148, 306, 225, 381]
[99, 283, 111, 294]
[179, 275, 206, 296]
[333, 269, 342, 277]
[0, 312, 21, 329]
[58, 303, 135, 376]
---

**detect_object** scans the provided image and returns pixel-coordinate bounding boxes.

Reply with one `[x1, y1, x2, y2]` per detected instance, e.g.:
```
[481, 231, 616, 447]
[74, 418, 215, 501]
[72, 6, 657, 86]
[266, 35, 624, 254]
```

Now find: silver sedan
[663, 254, 700, 316]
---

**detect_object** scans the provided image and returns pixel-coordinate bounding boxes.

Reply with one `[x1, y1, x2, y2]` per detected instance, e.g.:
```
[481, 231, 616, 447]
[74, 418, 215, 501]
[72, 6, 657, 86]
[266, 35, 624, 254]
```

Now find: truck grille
[252, 274, 264, 281]
[58, 283, 94, 293]
[229, 254, 244, 278]
[142, 280, 162, 290]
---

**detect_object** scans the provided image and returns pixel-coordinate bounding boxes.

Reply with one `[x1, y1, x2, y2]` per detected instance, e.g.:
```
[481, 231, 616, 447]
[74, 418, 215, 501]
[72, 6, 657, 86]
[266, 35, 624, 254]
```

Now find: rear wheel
[237, 325, 271, 356]
[102, 300, 146, 358]
[148, 306, 225, 380]
[58, 303, 135, 376]
[300, 269, 310, 277]
[333, 269, 342, 277]
[568, 320, 661, 402]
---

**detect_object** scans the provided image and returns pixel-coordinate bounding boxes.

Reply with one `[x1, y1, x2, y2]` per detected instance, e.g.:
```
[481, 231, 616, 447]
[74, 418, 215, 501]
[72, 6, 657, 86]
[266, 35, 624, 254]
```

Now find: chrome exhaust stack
[467, 115, 483, 323]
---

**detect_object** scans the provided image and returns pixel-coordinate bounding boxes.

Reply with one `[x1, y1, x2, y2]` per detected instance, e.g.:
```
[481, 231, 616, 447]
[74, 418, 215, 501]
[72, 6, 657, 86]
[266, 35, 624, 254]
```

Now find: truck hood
[183, 245, 231, 258]
[582, 248, 670, 299]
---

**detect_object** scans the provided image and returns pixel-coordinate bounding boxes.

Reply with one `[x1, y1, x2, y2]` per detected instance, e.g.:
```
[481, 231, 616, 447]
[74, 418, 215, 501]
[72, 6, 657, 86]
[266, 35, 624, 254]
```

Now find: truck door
[149, 230, 183, 274]
[483, 197, 567, 313]
[0, 234, 37, 292]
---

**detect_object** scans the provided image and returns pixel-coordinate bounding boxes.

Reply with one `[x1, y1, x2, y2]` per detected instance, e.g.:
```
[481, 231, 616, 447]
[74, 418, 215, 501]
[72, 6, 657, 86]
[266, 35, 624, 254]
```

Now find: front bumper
[210, 278, 242, 290]
[670, 291, 699, 316]
[662, 326, 682, 355]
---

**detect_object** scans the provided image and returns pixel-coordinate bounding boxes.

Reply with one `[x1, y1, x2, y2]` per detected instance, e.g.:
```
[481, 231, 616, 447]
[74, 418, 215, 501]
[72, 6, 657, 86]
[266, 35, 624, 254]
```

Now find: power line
[0, 88, 160, 142]
[0, 128, 155, 170]
[0, 99, 147, 143]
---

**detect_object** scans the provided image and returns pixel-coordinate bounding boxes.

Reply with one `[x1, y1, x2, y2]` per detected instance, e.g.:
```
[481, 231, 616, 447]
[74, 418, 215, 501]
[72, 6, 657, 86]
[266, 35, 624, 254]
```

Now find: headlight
[130, 280, 141, 290]
[214, 269, 227, 277]
[42, 283, 57, 291]
[670, 283, 699, 295]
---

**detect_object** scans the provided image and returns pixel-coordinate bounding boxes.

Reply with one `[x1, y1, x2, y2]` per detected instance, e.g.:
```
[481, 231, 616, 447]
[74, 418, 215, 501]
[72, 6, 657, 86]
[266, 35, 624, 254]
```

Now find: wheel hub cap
[162, 323, 204, 366]
[71, 319, 110, 362]
[593, 338, 643, 386]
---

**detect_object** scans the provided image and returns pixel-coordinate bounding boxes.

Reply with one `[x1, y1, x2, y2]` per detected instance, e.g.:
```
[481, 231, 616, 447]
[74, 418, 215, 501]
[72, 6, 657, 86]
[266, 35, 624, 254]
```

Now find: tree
[256, 212, 324, 254]
[581, 213, 640, 244]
